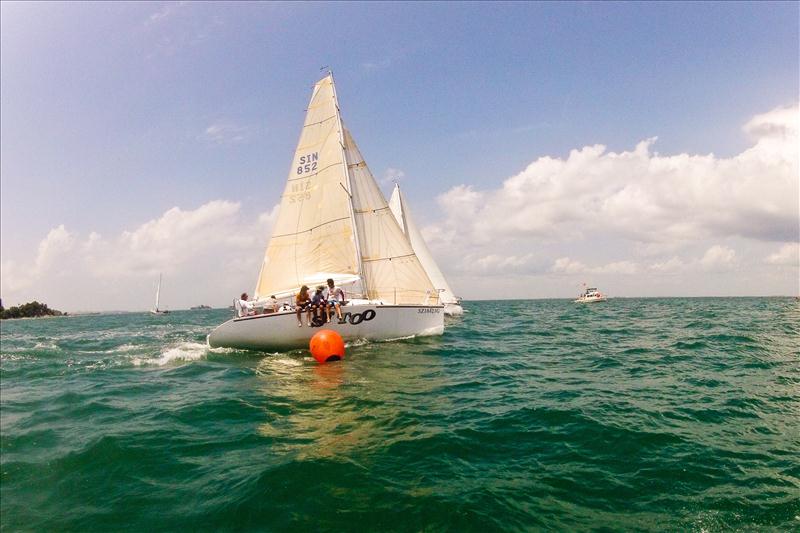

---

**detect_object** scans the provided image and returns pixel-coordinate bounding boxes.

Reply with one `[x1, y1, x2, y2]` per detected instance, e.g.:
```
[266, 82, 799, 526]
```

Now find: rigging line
[362, 253, 416, 263]
[302, 113, 338, 128]
[272, 216, 351, 239]
[354, 206, 391, 214]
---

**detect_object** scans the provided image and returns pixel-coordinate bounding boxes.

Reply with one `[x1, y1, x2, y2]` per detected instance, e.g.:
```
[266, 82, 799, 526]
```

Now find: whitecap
[132, 342, 208, 366]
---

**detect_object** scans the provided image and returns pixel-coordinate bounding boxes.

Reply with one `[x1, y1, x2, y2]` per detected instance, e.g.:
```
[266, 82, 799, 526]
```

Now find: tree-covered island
[0, 301, 67, 319]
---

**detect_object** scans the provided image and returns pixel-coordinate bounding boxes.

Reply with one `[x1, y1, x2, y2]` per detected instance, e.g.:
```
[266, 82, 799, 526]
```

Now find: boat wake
[132, 342, 208, 367]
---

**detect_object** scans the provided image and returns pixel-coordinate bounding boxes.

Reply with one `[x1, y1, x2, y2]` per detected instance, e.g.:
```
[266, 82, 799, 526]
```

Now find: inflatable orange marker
[309, 329, 345, 363]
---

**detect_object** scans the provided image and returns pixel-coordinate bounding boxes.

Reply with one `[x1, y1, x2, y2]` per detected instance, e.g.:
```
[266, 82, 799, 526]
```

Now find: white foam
[132, 342, 208, 366]
[33, 342, 58, 350]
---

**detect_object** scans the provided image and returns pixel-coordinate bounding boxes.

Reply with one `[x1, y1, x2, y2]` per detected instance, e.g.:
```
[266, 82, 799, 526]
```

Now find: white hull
[207, 303, 444, 351]
[444, 303, 464, 316]
[574, 296, 607, 303]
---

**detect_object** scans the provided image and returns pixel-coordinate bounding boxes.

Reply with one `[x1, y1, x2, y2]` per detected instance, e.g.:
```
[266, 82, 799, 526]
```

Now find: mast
[329, 71, 367, 296]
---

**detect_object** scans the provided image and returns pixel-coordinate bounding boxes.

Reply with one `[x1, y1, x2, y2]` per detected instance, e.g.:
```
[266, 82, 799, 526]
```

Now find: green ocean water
[1, 298, 798, 531]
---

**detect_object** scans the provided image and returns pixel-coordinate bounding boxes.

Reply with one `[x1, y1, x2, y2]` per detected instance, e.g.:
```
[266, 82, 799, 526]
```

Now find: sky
[1, 1, 798, 311]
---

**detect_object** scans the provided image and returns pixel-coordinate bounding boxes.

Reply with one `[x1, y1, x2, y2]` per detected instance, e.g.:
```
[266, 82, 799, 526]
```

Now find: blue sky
[1, 1, 798, 310]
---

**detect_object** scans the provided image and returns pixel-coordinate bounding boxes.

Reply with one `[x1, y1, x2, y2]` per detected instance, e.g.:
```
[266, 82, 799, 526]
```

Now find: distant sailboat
[389, 183, 464, 316]
[150, 274, 170, 315]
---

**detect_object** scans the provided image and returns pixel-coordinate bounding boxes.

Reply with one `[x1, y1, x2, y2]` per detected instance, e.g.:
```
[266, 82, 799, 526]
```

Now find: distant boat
[388, 183, 464, 316]
[150, 274, 170, 315]
[190, 305, 212, 310]
[575, 284, 607, 303]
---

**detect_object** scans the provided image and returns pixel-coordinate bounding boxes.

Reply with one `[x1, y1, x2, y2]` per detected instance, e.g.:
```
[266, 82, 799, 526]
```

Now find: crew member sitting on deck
[295, 285, 312, 327]
[311, 286, 330, 324]
[325, 278, 345, 321]
[268, 295, 279, 313]
[238, 293, 254, 317]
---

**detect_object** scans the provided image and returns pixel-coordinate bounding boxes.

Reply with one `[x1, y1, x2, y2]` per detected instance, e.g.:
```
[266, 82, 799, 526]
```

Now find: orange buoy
[309, 329, 345, 363]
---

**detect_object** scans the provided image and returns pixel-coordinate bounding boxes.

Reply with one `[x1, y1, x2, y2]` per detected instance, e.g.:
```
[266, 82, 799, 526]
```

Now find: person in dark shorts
[310, 285, 330, 324]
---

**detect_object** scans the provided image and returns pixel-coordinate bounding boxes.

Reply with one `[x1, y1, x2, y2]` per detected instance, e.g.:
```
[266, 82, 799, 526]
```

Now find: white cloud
[362, 58, 391, 70]
[551, 257, 589, 274]
[145, 1, 187, 26]
[648, 256, 686, 274]
[765, 242, 800, 266]
[0, 201, 279, 311]
[382, 167, 405, 185]
[700, 244, 737, 271]
[551, 257, 640, 275]
[200, 123, 249, 144]
[432, 103, 799, 247]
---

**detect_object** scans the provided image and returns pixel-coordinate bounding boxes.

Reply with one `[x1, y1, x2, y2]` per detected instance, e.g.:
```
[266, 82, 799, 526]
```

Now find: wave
[131, 342, 208, 366]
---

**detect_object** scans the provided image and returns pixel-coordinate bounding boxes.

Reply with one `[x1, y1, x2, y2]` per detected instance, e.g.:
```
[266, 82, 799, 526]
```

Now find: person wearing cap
[310, 285, 329, 323]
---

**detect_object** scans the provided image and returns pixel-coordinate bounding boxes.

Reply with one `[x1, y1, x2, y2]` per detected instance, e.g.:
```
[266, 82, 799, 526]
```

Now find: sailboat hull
[444, 303, 464, 316]
[207, 303, 444, 351]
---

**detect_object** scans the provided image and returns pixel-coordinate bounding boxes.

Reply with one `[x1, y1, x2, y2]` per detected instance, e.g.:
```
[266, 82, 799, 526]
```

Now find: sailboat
[150, 274, 170, 315]
[207, 73, 444, 351]
[388, 183, 464, 316]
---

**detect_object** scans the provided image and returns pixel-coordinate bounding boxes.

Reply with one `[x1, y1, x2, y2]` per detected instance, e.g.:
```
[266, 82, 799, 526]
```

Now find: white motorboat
[208, 73, 444, 350]
[574, 285, 607, 303]
[150, 274, 170, 315]
[389, 183, 464, 316]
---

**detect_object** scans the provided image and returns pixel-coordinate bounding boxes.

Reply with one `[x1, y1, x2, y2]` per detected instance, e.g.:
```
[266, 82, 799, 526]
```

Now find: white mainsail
[154, 274, 162, 311]
[150, 274, 169, 314]
[389, 184, 463, 315]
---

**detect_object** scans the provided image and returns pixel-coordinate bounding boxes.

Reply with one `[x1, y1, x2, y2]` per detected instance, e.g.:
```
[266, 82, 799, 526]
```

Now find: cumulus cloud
[551, 257, 640, 275]
[699, 244, 737, 271]
[765, 242, 800, 266]
[432, 103, 799, 247]
[1, 201, 278, 310]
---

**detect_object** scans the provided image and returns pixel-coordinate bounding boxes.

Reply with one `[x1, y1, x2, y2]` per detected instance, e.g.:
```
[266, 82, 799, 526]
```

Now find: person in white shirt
[325, 278, 345, 321]
[238, 292, 254, 317]
[268, 295, 278, 313]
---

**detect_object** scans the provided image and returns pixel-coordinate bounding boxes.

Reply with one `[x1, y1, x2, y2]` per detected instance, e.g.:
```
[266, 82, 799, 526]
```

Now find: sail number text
[287, 180, 315, 203]
[296, 152, 319, 175]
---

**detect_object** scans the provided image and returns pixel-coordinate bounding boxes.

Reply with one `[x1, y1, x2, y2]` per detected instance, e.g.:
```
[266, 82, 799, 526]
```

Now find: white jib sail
[254, 74, 360, 300]
[389, 184, 461, 306]
[343, 127, 439, 305]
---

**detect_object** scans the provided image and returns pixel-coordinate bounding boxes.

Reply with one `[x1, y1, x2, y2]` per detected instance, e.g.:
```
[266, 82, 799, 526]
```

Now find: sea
[1, 298, 798, 532]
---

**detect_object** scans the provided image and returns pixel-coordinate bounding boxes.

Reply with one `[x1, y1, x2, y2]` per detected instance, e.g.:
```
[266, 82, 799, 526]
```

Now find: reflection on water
[252, 340, 450, 461]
